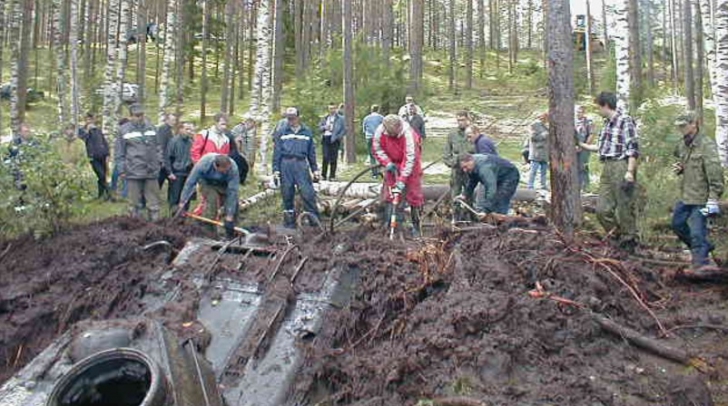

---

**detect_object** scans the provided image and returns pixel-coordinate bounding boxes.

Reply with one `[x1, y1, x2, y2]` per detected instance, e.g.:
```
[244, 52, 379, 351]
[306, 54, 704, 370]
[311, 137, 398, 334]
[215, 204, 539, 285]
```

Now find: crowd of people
[4, 91, 724, 272]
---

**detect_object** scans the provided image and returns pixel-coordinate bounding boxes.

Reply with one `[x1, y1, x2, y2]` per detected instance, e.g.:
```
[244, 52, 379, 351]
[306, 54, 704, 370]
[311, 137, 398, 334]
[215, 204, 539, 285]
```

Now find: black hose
[328, 164, 381, 234]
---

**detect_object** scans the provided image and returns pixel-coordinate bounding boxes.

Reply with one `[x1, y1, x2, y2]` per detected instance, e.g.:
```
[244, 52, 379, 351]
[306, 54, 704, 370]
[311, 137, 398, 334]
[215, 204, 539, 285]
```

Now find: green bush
[0, 136, 93, 237]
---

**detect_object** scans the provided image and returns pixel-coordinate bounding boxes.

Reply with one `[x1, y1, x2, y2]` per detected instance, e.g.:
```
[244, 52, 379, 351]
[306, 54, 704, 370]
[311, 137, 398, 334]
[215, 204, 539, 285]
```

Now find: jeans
[322, 136, 340, 180]
[475, 173, 520, 214]
[672, 201, 713, 266]
[528, 161, 548, 189]
[281, 157, 319, 225]
[366, 137, 379, 176]
[90, 157, 109, 198]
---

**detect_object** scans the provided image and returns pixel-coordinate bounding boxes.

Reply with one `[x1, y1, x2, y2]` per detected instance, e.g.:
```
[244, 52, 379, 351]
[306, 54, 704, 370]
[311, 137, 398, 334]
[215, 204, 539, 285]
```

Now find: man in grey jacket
[318, 103, 346, 181]
[116, 103, 163, 220]
[527, 112, 549, 190]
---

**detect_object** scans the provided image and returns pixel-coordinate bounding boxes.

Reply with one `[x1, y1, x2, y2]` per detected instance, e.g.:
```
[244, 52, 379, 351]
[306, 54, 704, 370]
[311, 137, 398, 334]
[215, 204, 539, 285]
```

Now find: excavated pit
[1, 216, 728, 405]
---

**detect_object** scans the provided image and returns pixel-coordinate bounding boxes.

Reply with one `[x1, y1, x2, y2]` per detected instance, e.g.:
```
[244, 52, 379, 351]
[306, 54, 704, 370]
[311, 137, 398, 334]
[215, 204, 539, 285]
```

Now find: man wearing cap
[578, 92, 640, 252]
[372, 114, 424, 237]
[671, 111, 724, 272]
[115, 103, 163, 220]
[398, 95, 425, 119]
[231, 114, 257, 168]
[273, 107, 321, 228]
[443, 111, 476, 222]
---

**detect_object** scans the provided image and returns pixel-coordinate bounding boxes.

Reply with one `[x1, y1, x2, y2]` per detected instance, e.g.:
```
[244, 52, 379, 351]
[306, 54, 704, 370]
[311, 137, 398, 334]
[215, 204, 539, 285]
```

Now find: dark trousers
[672, 201, 713, 266]
[322, 137, 340, 180]
[476, 172, 520, 214]
[90, 157, 109, 198]
[281, 158, 319, 221]
[167, 174, 188, 207]
[158, 167, 169, 189]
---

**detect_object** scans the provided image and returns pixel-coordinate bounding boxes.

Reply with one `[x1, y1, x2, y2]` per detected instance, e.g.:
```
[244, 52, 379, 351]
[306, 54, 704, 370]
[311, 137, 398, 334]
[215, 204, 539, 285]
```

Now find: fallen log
[240, 189, 277, 211]
[591, 313, 695, 366]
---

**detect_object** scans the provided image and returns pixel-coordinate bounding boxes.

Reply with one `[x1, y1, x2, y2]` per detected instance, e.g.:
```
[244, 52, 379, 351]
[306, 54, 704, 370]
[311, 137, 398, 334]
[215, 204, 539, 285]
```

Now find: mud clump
[297, 226, 728, 405]
[0, 216, 210, 382]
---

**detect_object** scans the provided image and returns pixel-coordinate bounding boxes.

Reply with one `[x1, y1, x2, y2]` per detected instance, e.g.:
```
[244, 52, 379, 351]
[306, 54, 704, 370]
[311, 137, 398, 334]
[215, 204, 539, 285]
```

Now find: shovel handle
[183, 212, 251, 236]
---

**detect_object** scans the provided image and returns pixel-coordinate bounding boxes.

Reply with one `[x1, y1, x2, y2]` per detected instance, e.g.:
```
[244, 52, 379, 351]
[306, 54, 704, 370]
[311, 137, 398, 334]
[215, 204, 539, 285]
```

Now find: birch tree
[115, 0, 131, 116]
[701, 0, 719, 99]
[158, 0, 177, 124]
[613, 0, 631, 110]
[715, 0, 728, 165]
[247, 0, 273, 175]
[52, 0, 69, 126]
[102, 0, 120, 136]
[69, 0, 80, 129]
[684, 0, 696, 110]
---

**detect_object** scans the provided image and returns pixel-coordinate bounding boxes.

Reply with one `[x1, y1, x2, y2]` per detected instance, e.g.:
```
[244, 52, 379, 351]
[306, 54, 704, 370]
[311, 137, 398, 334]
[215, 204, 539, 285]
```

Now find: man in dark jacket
[178, 153, 240, 238]
[274, 107, 320, 228]
[165, 122, 195, 209]
[78, 112, 110, 199]
[156, 113, 177, 188]
[318, 103, 346, 181]
[459, 153, 520, 215]
[465, 125, 498, 155]
[406, 104, 426, 140]
[116, 103, 163, 220]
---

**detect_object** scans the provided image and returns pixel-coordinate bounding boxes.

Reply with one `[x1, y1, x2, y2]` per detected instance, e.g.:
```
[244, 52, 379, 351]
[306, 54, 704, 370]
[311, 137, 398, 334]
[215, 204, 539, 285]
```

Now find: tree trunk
[465, 0, 474, 88]
[702, 0, 718, 99]
[12, 0, 33, 131]
[614, 0, 631, 110]
[601, 0, 609, 50]
[294, 0, 303, 78]
[477, 0, 486, 77]
[0, 0, 5, 133]
[175, 0, 185, 114]
[645, 0, 654, 86]
[221, 0, 236, 113]
[448, 0, 456, 91]
[248, 0, 272, 175]
[527, 0, 533, 49]
[696, 0, 705, 121]
[137, 0, 147, 102]
[247, 1, 256, 92]
[343, 0, 356, 164]
[586, 0, 594, 94]
[670, 0, 680, 92]
[115, 0, 131, 116]
[9, 0, 22, 135]
[52, 0, 69, 126]
[410, 0, 424, 93]
[102, 0, 120, 136]
[69, 0, 80, 128]
[685, 0, 696, 110]
[159, 0, 176, 123]
[271, 0, 284, 112]
[383, 0, 393, 68]
[200, 0, 209, 123]
[714, 0, 728, 166]
[547, 0, 580, 240]
[627, 0, 642, 109]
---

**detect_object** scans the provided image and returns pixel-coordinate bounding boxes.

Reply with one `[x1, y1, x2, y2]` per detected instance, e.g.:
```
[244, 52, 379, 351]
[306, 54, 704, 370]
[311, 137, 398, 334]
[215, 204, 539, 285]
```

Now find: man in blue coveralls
[273, 107, 321, 228]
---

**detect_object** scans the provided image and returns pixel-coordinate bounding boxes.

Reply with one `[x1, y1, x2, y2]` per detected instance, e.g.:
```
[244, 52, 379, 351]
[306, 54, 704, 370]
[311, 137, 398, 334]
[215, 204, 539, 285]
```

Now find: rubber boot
[283, 211, 296, 229]
[411, 207, 422, 238]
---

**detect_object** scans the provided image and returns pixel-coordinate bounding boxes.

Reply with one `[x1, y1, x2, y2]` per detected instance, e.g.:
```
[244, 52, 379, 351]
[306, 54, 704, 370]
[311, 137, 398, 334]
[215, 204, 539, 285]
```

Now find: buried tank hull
[0, 237, 358, 406]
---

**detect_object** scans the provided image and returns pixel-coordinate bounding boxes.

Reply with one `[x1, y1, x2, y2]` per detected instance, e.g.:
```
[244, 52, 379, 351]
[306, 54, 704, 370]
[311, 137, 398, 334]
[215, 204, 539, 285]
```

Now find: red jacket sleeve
[190, 133, 205, 163]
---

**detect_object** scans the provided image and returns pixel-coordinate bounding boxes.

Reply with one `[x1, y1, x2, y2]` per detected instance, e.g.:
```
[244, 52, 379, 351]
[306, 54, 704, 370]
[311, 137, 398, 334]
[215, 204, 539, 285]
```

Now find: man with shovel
[458, 153, 520, 216]
[177, 153, 240, 238]
[372, 114, 424, 237]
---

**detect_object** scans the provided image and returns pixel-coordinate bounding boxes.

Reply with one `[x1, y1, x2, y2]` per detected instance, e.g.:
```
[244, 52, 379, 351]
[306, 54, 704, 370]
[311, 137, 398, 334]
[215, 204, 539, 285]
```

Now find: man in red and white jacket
[372, 114, 424, 237]
[191, 112, 231, 163]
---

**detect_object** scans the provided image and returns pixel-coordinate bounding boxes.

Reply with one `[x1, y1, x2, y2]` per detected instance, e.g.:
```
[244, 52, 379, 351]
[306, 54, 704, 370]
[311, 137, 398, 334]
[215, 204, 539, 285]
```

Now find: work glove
[386, 163, 398, 173]
[273, 171, 281, 188]
[701, 200, 721, 217]
[224, 220, 236, 239]
[393, 181, 406, 194]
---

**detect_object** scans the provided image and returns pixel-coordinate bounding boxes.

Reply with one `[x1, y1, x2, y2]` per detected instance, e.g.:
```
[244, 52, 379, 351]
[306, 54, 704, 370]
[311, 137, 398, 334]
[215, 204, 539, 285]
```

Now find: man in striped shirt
[579, 92, 640, 252]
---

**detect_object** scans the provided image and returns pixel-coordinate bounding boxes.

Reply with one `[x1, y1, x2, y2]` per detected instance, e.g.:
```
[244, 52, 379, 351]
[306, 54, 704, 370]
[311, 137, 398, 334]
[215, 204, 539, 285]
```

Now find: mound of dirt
[0, 216, 211, 382]
[296, 225, 728, 405]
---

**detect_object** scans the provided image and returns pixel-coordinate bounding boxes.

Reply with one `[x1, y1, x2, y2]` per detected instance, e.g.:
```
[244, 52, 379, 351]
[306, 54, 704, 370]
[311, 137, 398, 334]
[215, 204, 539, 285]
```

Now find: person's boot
[411, 207, 422, 238]
[283, 211, 296, 229]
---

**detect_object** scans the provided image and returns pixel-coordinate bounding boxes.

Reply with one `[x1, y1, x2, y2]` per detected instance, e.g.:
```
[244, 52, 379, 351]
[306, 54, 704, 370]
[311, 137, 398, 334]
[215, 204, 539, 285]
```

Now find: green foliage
[0, 136, 94, 237]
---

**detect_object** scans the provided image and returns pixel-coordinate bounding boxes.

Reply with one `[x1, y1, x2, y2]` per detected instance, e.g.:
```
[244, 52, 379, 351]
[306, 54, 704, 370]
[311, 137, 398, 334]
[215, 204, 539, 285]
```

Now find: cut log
[240, 189, 277, 211]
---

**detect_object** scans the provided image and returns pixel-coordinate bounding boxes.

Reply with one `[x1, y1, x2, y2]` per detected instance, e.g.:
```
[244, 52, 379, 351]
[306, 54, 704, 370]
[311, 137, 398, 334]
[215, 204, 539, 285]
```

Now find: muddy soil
[0, 216, 211, 382]
[296, 225, 728, 406]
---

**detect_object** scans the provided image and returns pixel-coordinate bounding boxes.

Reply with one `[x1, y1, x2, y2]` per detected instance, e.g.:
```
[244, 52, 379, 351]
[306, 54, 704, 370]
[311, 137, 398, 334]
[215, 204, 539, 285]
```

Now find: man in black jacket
[165, 122, 195, 209]
[78, 113, 110, 199]
[157, 113, 177, 187]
